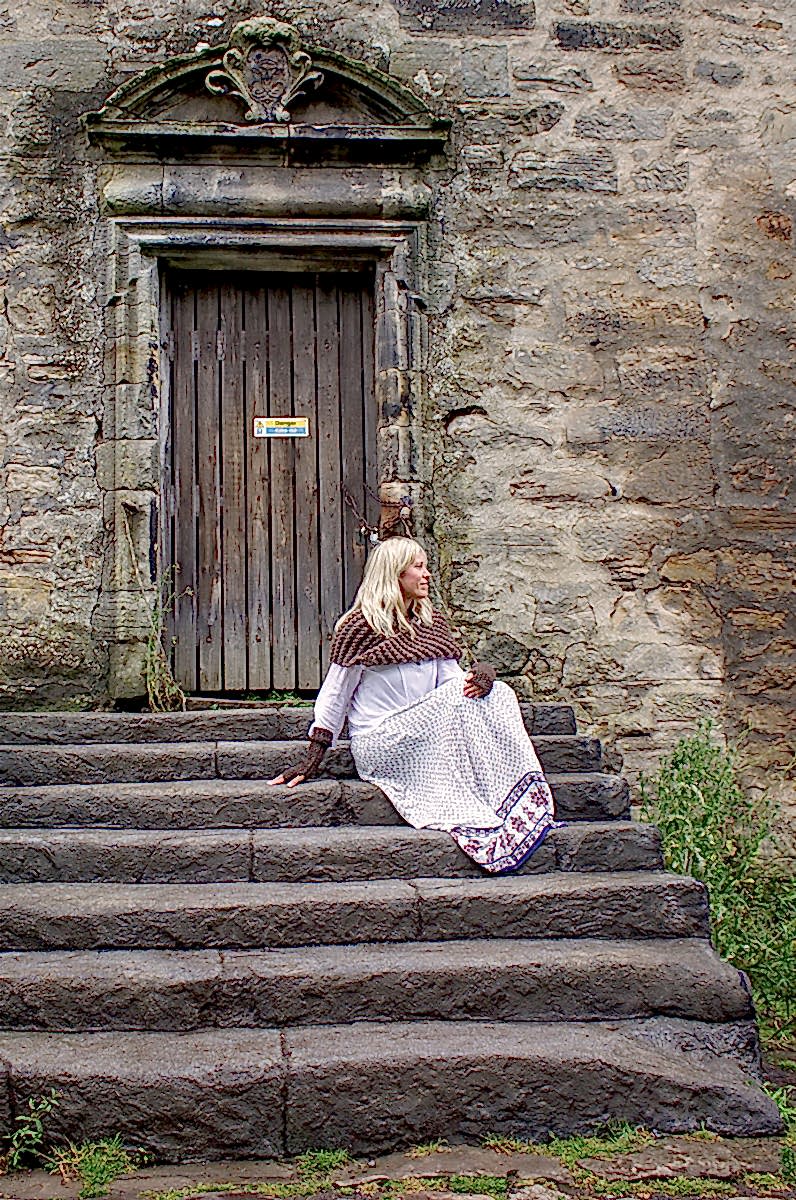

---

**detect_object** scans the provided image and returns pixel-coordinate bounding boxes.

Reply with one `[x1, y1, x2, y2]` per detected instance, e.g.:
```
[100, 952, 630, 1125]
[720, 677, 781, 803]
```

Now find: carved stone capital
[205, 17, 323, 123]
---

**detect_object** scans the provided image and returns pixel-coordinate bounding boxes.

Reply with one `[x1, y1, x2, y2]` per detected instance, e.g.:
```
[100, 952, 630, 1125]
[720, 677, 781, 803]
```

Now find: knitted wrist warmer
[468, 661, 496, 697]
[283, 726, 333, 782]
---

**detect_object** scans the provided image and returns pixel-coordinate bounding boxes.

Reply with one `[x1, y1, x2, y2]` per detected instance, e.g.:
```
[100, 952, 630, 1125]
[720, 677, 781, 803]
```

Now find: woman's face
[398, 553, 431, 604]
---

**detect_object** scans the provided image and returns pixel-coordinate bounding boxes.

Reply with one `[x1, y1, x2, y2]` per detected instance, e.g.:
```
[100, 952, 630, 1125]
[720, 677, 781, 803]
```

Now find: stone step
[0, 702, 576, 745]
[0, 938, 751, 1032]
[0, 1020, 779, 1160]
[0, 873, 709, 950]
[0, 822, 662, 883]
[0, 773, 629, 828]
[0, 735, 605, 788]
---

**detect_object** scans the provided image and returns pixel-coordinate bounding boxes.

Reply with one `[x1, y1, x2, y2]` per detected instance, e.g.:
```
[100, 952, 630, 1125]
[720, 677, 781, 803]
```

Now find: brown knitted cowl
[330, 609, 462, 669]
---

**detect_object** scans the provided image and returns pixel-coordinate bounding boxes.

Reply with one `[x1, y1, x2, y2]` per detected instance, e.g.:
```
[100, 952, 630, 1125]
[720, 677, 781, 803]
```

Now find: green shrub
[640, 721, 796, 1041]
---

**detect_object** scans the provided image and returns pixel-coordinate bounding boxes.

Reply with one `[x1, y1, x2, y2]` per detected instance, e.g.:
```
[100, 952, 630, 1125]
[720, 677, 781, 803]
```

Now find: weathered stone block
[613, 56, 685, 90]
[569, 297, 702, 339]
[660, 551, 717, 584]
[554, 21, 683, 51]
[394, 0, 534, 32]
[513, 64, 592, 92]
[695, 61, 744, 87]
[388, 43, 459, 95]
[108, 641, 147, 700]
[506, 342, 603, 391]
[672, 111, 739, 151]
[633, 160, 688, 191]
[509, 149, 617, 192]
[95, 440, 158, 491]
[575, 106, 671, 141]
[0, 39, 107, 88]
[462, 144, 504, 169]
[622, 444, 714, 504]
[615, 346, 707, 396]
[637, 251, 698, 287]
[461, 46, 509, 98]
[566, 404, 708, 446]
[621, 0, 680, 11]
[509, 468, 612, 502]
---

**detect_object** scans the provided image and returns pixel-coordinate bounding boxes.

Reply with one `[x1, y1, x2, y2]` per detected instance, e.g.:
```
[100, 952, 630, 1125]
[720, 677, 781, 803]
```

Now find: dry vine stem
[119, 504, 186, 713]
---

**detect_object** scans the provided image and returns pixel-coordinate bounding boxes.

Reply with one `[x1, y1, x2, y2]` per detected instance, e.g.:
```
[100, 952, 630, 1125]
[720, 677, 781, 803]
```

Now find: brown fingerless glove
[282, 726, 334, 783]
[469, 661, 496, 698]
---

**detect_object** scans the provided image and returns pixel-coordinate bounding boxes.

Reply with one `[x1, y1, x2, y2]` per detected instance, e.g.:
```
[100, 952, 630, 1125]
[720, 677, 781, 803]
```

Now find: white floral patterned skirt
[350, 679, 559, 874]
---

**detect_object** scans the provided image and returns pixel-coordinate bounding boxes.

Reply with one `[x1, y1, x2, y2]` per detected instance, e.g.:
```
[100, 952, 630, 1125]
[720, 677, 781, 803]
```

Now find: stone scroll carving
[205, 17, 324, 122]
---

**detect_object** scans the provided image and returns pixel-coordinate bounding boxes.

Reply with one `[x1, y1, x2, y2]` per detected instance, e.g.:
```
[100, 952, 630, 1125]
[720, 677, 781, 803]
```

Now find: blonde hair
[336, 537, 434, 638]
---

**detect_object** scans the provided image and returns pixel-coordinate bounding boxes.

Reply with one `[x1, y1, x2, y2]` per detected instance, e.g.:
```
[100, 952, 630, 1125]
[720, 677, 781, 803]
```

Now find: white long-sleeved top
[309, 657, 465, 745]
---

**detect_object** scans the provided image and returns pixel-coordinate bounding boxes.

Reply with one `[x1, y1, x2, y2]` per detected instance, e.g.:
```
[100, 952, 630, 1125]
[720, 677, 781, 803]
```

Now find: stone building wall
[0, 0, 793, 817]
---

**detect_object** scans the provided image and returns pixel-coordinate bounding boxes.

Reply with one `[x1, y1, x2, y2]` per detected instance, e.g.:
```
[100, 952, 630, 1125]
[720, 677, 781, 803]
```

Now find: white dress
[309, 657, 559, 874]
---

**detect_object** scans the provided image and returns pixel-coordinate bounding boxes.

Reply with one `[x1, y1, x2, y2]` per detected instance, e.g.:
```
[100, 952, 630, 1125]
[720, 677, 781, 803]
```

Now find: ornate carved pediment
[204, 19, 323, 123]
[83, 17, 449, 164]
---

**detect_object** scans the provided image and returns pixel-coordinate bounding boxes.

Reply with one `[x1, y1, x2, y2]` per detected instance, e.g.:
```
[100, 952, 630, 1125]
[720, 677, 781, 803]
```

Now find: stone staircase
[0, 705, 780, 1162]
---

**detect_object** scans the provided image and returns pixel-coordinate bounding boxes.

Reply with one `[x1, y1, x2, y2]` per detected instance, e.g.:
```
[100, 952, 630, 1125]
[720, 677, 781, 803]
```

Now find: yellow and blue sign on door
[253, 416, 310, 438]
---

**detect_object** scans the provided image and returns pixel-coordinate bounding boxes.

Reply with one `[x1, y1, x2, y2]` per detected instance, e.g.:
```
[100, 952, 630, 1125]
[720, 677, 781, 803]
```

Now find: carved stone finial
[205, 17, 323, 123]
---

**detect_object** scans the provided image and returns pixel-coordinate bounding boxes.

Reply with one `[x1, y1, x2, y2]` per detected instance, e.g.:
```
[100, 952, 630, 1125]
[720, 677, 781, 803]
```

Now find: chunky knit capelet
[329, 609, 462, 669]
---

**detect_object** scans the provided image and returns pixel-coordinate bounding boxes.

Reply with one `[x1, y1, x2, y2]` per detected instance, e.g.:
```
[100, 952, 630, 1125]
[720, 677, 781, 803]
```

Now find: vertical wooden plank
[361, 284, 379, 531]
[316, 277, 344, 674]
[245, 282, 271, 690]
[220, 283, 247, 690]
[171, 278, 199, 691]
[268, 280, 297, 689]
[339, 279, 366, 608]
[195, 283, 223, 691]
[293, 280, 321, 689]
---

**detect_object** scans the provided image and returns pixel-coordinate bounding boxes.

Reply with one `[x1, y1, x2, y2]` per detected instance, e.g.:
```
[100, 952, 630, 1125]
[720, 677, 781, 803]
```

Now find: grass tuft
[294, 1148, 350, 1181]
[584, 1179, 735, 1198]
[447, 1174, 508, 1197]
[408, 1139, 451, 1158]
[481, 1134, 530, 1154]
[742, 1172, 791, 1194]
[49, 1134, 145, 1199]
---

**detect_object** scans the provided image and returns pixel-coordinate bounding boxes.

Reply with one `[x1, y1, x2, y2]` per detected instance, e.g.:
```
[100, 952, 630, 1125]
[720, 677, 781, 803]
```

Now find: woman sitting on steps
[268, 536, 559, 873]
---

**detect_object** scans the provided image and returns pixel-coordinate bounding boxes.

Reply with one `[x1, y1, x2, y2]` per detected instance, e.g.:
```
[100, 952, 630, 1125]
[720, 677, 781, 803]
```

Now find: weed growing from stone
[481, 1122, 655, 1167]
[49, 1134, 144, 1198]
[380, 1174, 507, 1198]
[408, 1139, 451, 1157]
[781, 1140, 796, 1186]
[684, 1127, 722, 1143]
[3, 1088, 60, 1170]
[481, 1134, 529, 1153]
[742, 1172, 791, 1195]
[447, 1174, 508, 1197]
[540, 1124, 656, 1167]
[640, 720, 796, 1042]
[295, 1148, 351, 1182]
[583, 1180, 736, 1198]
[764, 1084, 796, 1128]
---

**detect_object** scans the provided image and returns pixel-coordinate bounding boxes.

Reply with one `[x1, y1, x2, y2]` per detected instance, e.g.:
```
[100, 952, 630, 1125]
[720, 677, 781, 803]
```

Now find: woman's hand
[464, 661, 496, 699]
[267, 727, 334, 788]
[267, 770, 306, 788]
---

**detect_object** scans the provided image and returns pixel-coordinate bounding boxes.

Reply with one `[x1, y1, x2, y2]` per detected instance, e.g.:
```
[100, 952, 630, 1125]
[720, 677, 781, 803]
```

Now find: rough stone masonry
[0, 0, 793, 830]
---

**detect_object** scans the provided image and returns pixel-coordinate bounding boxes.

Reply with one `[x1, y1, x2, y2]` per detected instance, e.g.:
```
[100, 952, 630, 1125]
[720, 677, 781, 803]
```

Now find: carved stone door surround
[85, 17, 449, 697]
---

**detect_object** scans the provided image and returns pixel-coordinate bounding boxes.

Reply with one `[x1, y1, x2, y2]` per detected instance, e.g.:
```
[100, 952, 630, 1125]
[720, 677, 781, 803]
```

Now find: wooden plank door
[162, 270, 377, 693]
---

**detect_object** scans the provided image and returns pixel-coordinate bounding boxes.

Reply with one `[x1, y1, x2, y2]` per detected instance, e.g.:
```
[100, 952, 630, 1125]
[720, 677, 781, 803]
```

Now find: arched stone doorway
[84, 17, 450, 697]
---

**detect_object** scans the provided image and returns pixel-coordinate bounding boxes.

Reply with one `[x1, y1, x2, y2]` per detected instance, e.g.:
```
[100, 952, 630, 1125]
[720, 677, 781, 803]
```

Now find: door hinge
[191, 331, 200, 362]
[216, 327, 226, 361]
